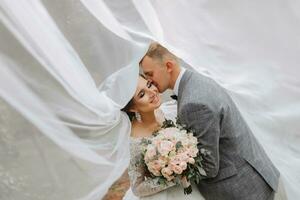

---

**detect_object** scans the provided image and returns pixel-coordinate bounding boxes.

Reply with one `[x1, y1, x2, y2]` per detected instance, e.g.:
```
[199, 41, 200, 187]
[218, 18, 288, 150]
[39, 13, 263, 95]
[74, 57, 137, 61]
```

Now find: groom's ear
[166, 61, 174, 73]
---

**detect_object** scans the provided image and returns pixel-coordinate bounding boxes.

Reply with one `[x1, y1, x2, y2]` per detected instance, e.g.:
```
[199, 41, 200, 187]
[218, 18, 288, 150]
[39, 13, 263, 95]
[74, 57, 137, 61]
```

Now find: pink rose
[152, 139, 161, 147]
[162, 168, 175, 181]
[158, 156, 168, 167]
[170, 157, 181, 166]
[188, 158, 195, 164]
[179, 162, 187, 170]
[153, 160, 163, 170]
[147, 160, 162, 176]
[158, 140, 174, 156]
[164, 174, 175, 182]
[181, 138, 190, 146]
[161, 127, 178, 139]
[172, 165, 183, 174]
[191, 137, 198, 145]
[187, 147, 198, 158]
[161, 167, 173, 178]
[145, 145, 157, 161]
[179, 153, 189, 162]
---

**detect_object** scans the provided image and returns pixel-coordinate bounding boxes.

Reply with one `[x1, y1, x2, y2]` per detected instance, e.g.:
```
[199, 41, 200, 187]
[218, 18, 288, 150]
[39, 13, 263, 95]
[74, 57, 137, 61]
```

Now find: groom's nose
[151, 80, 158, 88]
[147, 77, 153, 82]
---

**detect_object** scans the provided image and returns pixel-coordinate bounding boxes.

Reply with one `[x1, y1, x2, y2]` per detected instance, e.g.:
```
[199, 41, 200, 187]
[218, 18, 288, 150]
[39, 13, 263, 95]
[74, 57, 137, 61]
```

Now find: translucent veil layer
[0, 0, 299, 200]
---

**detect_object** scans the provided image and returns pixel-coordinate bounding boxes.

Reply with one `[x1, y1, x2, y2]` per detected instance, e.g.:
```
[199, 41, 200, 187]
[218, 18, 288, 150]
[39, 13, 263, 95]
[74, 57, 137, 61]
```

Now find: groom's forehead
[141, 56, 157, 67]
[140, 63, 153, 74]
[140, 56, 162, 76]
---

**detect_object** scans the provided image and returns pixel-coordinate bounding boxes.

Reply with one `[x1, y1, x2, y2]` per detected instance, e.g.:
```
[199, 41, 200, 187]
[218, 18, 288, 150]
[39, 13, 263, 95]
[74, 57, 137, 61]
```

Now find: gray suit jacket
[177, 70, 280, 200]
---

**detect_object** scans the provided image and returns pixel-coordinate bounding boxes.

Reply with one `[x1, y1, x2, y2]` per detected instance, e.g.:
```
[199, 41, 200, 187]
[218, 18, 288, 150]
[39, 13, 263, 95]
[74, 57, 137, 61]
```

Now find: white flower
[157, 140, 174, 156]
[145, 144, 157, 162]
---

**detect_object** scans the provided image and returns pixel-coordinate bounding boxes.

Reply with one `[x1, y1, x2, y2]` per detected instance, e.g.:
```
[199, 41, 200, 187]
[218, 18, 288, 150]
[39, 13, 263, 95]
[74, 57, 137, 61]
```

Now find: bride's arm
[128, 142, 176, 197]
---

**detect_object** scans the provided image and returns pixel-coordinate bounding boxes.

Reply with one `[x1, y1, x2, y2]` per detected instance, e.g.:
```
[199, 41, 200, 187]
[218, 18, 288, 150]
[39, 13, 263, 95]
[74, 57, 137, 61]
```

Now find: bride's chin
[156, 101, 162, 108]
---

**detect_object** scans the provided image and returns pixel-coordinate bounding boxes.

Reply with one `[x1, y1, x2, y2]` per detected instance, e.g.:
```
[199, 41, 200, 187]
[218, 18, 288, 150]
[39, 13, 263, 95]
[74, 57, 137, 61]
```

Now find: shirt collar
[173, 67, 186, 96]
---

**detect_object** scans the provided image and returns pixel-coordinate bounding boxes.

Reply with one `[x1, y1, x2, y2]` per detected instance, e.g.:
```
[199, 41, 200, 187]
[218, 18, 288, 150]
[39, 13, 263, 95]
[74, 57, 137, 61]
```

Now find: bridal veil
[0, 0, 299, 199]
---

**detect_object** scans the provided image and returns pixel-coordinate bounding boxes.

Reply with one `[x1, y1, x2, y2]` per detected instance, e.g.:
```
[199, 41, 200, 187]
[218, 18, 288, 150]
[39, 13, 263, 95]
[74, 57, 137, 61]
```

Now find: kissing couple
[121, 42, 287, 200]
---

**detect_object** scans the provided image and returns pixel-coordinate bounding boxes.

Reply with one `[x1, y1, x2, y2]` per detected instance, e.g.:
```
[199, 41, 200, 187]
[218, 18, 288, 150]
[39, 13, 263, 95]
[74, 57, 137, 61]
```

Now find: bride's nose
[148, 88, 157, 97]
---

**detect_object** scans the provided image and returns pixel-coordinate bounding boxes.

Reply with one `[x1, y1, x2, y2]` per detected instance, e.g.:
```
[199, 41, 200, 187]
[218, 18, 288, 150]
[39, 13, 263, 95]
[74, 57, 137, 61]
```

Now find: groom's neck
[169, 66, 181, 90]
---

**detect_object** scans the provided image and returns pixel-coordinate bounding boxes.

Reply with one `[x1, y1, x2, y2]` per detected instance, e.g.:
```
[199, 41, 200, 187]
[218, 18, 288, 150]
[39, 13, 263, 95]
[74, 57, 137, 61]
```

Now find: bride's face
[131, 76, 161, 113]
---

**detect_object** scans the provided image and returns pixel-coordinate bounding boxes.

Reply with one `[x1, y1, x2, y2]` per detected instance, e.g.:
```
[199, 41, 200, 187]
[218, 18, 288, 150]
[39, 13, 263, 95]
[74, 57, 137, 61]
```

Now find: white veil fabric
[0, 0, 299, 200]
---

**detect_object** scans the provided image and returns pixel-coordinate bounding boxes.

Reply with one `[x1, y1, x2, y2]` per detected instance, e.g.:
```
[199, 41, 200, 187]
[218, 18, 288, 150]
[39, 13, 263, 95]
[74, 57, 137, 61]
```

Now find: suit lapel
[177, 70, 193, 103]
[176, 70, 193, 119]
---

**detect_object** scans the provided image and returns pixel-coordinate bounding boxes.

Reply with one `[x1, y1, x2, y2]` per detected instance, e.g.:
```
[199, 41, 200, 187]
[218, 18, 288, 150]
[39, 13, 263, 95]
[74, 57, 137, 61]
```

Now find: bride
[121, 75, 205, 200]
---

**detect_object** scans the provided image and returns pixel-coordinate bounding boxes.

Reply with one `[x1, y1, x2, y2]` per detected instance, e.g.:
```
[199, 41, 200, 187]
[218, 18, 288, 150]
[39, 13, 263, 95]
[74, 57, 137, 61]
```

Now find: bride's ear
[129, 106, 138, 113]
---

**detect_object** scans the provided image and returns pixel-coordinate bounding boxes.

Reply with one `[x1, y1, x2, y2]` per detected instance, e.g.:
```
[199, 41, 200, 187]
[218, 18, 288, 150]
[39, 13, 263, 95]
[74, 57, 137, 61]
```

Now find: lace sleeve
[128, 140, 176, 197]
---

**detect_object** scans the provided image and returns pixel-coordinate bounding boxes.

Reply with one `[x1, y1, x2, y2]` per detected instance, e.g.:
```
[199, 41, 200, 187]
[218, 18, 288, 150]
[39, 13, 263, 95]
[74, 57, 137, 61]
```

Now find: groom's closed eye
[146, 81, 153, 88]
[144, 72, 153, 77]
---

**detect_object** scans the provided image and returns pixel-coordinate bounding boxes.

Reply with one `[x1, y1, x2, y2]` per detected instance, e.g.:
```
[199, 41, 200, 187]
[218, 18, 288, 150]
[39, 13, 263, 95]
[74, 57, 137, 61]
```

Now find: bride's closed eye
[138, 91, 145, 98]
[138, 81, 153, 98]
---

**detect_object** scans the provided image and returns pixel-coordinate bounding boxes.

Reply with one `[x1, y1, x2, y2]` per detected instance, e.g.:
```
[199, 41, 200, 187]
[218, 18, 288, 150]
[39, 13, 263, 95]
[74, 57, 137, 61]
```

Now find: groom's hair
[140, 42, 177, 65]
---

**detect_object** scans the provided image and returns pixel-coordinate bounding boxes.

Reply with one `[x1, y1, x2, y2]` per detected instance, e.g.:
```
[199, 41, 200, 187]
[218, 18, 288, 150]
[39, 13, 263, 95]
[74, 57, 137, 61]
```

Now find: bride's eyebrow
[137, 81, 149, 97]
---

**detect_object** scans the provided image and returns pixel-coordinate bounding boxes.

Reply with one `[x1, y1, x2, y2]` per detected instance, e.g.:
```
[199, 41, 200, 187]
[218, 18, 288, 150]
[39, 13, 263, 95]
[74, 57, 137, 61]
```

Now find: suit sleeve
[181, 103, 221, 178]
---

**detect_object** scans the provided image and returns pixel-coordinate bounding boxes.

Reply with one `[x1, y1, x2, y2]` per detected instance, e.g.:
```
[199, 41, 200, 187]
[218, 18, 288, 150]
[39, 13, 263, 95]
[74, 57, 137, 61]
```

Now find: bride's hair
[121, 74, 147, 121]
[122, 98, 135, 121]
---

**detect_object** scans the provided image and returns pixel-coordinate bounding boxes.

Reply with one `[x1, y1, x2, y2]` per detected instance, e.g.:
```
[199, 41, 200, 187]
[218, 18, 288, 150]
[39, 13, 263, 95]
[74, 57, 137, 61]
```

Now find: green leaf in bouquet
[200, 148, 211, 156]
[152, 129, 160, 136]
[195, 175, 200, 184]
[187, 173, 194, 180]
[168, 150, 176, 157]
[175, 117, 183, 127]
[141, 138, 152, 145]
[174, 176, 181, 185]
[158, 177, 167, 186]
[197, 166, 207, 176]
[195, 155, 204, 164]
[162, 118, 176, 128]
[175, 141, 183, 150]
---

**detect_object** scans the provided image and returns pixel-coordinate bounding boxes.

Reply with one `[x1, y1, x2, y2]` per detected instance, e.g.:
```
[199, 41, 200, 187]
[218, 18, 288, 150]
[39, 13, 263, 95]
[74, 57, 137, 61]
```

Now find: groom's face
[140, 56, 170, 93]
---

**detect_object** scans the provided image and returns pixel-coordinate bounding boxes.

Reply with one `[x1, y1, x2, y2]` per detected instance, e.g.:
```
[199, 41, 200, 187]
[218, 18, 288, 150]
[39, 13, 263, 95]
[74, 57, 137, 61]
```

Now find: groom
[140, 43, 286, 200]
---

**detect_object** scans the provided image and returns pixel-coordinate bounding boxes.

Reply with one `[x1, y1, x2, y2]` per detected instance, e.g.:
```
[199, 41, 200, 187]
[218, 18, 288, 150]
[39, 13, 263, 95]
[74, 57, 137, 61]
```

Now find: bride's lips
[151, 94, 159, 104]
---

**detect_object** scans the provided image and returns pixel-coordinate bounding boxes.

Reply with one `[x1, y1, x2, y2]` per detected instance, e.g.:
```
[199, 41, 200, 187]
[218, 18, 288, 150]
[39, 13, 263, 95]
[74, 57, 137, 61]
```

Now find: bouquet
[140, 119, 209, 194]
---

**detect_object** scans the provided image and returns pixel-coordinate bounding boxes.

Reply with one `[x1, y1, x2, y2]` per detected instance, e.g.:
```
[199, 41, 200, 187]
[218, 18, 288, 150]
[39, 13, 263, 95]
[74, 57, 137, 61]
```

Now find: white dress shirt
[173, 67, 186, 96]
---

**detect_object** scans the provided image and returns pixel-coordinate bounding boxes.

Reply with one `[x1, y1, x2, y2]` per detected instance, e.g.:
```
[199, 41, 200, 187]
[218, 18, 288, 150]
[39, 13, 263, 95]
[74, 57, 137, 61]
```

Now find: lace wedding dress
[125, 101, 205, 200]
